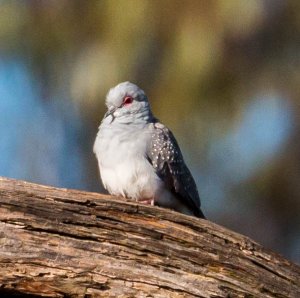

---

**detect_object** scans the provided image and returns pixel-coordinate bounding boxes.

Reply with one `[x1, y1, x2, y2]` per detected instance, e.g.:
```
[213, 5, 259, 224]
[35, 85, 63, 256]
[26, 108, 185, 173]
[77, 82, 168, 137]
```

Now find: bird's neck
[102, 108, 154, 127]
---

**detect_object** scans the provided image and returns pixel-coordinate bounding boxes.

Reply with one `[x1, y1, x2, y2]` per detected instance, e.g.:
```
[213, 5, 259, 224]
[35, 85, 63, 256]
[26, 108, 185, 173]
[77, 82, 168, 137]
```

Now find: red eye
[123, 96, 133, 105]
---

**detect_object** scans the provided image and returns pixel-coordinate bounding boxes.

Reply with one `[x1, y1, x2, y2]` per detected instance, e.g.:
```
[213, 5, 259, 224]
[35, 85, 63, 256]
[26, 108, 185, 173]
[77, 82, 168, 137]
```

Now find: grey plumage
[147, 122, 205, 218]
[94, 81, 205, 218]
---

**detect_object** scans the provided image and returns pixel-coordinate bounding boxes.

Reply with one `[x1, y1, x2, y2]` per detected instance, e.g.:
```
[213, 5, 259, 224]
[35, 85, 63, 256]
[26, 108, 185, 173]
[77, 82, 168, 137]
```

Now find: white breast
[93, 123, 162, 201]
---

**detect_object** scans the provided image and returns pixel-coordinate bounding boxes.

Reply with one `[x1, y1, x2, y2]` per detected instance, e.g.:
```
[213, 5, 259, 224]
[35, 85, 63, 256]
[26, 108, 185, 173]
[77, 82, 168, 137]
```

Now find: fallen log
[0, 176, 299, 297]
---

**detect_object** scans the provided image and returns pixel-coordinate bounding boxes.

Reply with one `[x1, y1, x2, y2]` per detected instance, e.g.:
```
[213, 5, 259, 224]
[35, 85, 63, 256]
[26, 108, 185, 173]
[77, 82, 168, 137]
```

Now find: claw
[139, 198, 155, 205]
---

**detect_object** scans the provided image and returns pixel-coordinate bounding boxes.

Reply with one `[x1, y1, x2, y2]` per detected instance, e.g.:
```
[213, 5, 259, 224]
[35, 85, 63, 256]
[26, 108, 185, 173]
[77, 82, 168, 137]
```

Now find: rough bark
[0, 177, 299, 298]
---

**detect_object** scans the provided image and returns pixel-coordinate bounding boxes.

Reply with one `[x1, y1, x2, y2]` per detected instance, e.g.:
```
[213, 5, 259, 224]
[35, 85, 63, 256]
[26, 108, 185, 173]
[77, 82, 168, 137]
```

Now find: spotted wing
[147, 122, 204, 217]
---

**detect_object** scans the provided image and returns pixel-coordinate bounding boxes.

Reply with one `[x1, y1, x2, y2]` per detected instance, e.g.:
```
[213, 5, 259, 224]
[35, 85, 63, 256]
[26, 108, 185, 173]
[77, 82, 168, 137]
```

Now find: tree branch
[0, 176, 299, 297]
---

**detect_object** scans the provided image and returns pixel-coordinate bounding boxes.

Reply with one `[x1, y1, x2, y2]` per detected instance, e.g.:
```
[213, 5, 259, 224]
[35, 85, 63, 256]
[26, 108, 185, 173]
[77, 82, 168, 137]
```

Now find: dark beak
[104, 107, 117, 123]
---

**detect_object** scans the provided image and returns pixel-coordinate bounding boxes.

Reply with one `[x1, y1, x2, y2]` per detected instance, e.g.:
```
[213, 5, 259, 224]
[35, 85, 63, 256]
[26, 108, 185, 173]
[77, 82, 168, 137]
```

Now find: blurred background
[0, 0, 299, 263]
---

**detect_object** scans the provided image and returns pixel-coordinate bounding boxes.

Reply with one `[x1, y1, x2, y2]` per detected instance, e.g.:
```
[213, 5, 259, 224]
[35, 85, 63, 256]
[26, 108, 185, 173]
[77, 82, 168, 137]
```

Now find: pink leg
[139, 198, 155, 205]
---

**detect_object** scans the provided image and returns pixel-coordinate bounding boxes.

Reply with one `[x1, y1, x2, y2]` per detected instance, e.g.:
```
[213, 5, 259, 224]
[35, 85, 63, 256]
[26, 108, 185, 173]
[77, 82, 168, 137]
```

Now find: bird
[93, 81, 205, 218]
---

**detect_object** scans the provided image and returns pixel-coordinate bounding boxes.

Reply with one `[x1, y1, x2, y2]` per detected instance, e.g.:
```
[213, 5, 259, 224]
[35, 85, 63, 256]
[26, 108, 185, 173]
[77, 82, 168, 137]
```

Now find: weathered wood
[0, 177, 299, 297]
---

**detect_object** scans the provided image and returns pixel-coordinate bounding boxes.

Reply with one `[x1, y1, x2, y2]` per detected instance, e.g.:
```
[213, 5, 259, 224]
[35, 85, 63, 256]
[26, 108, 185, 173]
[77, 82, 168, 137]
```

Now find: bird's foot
[139, 198, 155, 206]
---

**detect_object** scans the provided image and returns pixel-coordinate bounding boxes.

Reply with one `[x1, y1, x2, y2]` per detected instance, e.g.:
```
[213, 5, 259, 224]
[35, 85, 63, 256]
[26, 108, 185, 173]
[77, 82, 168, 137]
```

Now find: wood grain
[0, 176, 299, 297]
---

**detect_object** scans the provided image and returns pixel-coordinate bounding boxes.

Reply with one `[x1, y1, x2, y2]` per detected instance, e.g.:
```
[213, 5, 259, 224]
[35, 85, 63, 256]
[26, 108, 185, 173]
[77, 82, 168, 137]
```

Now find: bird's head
[104, 82, 152, 124]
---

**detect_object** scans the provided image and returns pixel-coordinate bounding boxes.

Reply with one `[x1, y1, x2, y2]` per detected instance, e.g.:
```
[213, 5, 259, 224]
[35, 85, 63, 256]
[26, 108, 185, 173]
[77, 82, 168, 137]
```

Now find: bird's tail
[195, 208, 206, 219]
